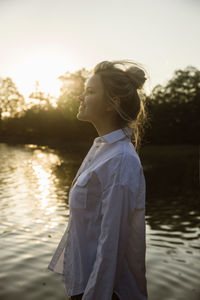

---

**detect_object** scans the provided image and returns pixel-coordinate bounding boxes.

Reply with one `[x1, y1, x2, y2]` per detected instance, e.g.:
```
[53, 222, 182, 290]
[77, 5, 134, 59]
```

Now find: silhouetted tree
[151, 66, 200, 104]
[28, 80, 53, 111]
[146, 66, 200, 143]
[0, 77, 26, 119]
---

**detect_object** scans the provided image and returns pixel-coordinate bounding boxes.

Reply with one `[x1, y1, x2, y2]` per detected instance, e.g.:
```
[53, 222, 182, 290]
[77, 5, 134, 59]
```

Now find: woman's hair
[92, 59, 150, 153]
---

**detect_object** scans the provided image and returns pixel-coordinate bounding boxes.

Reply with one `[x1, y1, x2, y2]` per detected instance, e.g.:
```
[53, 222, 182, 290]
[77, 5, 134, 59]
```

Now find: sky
[0, 0, 199, 99]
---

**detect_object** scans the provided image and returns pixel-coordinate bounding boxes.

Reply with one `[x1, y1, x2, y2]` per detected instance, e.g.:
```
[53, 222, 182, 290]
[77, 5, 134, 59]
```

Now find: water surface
[0, 142, 199, 300]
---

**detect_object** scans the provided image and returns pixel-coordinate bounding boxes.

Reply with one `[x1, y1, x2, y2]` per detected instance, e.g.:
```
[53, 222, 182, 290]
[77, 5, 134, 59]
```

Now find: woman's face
[77, 74, 110, 123]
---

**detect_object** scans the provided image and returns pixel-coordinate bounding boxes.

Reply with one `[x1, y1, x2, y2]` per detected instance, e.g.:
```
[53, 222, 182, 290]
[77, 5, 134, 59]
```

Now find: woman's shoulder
[111, 141, 142, 168]
[93, 145, 142, 189]
[96, 141, 141, 170]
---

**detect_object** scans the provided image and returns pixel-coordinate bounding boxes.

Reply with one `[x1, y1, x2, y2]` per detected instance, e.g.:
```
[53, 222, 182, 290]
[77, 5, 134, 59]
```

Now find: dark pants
[70, 292, 120, 299]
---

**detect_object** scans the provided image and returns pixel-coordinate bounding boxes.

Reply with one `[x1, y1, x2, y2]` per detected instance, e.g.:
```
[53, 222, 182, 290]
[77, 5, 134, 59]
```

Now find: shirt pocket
[69, 172, 91, 209]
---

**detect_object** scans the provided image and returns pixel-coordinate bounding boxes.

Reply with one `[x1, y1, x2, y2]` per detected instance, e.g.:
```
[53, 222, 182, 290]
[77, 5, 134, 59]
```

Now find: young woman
[48, 60, 149, 300]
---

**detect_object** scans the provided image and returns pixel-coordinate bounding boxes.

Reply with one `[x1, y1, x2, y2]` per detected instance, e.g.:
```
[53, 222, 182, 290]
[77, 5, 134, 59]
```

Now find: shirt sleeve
[82, 183, 137, 300]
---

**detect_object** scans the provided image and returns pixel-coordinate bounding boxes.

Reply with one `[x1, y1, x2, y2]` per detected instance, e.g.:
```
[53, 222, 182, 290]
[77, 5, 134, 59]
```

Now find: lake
[0, 142, 199, 300]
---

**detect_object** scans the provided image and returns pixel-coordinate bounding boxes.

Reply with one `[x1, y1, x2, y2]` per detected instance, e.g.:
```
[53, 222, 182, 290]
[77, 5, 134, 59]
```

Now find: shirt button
[96, 145, 99, 148]
[88, 159, 91, 162]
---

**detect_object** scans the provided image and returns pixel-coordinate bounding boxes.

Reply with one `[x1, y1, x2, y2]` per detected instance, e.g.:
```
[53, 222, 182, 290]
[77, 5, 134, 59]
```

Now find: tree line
[0, 65, 199, 147]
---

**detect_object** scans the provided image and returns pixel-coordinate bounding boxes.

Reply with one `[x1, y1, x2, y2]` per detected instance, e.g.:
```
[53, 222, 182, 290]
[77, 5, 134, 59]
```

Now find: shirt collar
[94, 126, 132, 144]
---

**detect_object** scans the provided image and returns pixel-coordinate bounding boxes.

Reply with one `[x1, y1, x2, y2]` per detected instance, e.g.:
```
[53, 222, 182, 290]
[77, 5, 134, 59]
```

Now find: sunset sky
[0, 0, 199, 99]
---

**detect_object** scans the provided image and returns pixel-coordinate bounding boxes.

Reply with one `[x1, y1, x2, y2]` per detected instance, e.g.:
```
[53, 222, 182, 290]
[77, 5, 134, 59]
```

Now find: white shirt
[48, 126, 148, 300]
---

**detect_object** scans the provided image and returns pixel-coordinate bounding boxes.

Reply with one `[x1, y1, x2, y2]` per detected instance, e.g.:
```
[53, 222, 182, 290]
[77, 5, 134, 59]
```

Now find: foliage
[0, 77, 26, 119]
[145, 66, 200, 144]
[150, 66, 200, 104]
[28, 80, 53, 110]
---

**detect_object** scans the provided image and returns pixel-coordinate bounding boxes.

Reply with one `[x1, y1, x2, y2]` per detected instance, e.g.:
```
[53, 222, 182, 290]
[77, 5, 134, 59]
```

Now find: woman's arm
[82, 183, 136, 300]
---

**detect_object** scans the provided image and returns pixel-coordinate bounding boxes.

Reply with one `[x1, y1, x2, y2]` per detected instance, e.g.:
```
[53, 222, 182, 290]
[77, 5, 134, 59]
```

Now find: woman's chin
[76, 111, 88, 121]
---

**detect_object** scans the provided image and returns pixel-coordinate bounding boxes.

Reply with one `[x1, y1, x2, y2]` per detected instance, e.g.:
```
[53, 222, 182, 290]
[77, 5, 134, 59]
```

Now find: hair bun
[125, 66, 147, 89]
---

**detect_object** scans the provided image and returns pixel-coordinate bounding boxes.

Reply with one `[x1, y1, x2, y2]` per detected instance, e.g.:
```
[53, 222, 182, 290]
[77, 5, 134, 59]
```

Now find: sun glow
[11, 50, 79, 101]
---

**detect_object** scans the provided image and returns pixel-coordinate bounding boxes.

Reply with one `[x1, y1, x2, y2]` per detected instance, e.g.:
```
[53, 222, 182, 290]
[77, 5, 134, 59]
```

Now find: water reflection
[146, 195, 200, 237]
[0, 142, 199, 300]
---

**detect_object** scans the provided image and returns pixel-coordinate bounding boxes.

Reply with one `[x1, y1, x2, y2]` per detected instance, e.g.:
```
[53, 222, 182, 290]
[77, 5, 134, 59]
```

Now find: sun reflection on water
[31, 150, 62, 213]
